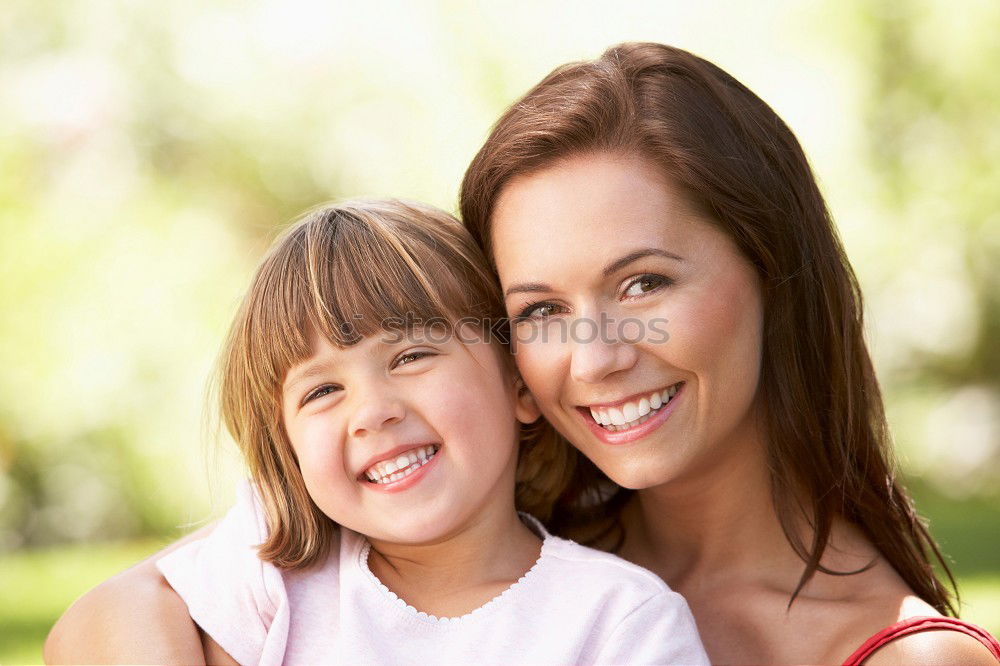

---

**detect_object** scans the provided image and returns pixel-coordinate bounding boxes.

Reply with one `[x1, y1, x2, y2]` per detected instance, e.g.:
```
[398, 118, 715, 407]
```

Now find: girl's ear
[513, 376, 542, 425]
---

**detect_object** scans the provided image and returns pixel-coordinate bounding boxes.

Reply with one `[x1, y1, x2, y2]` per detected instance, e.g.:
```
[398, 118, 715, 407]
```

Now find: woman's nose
[568, 318, 639, 383]
[348, 391, 406, 438]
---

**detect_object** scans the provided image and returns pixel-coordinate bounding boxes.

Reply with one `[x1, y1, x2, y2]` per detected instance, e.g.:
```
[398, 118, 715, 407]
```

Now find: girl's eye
[304, 384, 339, 404]
[622, 274, 671, 299]
[514, 302, 566, 321]
[394, 351, 434, 368]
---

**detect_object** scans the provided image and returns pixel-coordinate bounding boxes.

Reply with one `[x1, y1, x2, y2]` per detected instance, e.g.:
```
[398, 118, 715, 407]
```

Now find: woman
[46, 43, 999, 664]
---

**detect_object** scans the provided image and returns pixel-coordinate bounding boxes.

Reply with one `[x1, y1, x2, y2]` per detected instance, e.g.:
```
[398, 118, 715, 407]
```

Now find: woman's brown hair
[216, 199, 572, 569]
[460, 42, 956, 613]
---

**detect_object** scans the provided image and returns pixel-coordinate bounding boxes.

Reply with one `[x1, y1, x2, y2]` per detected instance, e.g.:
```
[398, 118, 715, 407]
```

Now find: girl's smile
[280, 324, 539, 544]
[359, 443, 442, 493]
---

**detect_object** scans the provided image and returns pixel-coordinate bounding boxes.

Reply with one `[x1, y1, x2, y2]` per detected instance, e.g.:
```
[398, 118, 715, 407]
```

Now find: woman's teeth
[589, 384, 681, 432]
[364, 445, 439, 484]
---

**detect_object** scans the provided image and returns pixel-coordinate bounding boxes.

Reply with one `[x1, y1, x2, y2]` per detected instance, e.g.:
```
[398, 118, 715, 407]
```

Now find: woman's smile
[576, 381, 685, 445]
[492, 151, 764, 490]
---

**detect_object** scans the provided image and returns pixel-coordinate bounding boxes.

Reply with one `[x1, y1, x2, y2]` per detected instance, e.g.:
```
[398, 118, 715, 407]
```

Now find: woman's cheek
[512, 337, 563, 411]
[684, 272, 764, 426]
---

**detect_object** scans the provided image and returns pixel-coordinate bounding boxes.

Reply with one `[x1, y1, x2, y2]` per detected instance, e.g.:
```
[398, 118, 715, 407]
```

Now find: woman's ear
[513, 376, 542, 425]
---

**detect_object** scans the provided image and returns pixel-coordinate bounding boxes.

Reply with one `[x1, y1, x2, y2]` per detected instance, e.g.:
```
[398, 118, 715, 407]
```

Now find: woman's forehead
[490, 153, 713, 287]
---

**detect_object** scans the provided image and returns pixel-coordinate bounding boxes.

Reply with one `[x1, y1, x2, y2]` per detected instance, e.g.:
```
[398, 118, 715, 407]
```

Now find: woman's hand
[44, 523, 215, 665]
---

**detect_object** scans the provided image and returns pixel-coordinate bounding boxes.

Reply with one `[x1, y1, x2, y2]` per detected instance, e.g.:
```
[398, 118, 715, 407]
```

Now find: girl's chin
[365, 523, 451, 546]
[363, 508, 470, 546]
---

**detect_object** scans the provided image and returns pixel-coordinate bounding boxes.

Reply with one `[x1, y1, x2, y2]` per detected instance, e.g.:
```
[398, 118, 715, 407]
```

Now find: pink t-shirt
[157, 481, 708, 665]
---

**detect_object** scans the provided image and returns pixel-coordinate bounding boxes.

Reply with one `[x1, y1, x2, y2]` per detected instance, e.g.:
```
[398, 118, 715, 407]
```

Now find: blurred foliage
[854, 0, 1000, 495]
[0, 0, 996, 654]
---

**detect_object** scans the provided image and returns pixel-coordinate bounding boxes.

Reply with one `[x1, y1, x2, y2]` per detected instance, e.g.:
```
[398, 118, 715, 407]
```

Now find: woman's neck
[619, 417, 803, 591]
[619, 426, 882, 599]
[366, 502, 542, 618]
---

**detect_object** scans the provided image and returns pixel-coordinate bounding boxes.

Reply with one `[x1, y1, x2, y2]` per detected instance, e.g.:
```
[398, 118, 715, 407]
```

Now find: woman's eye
[304, 385, 339, 403]
[515, 302, 565, 320]
[623, 274, 671, 299]
[395, 351, 433, 368]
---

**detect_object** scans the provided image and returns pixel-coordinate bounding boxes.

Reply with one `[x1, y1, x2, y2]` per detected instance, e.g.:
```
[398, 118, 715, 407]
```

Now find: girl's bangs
[247, 204, 497, 393]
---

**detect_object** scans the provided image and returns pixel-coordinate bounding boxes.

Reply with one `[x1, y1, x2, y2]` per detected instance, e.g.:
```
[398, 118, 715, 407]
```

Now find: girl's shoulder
[153, 480, 345, 666]
[530, 529, 709, 664]
[525, 514, 673, 600]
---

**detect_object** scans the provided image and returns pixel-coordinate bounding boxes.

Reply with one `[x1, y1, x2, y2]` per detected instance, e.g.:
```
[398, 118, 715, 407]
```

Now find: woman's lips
[577, 382, 685, 445]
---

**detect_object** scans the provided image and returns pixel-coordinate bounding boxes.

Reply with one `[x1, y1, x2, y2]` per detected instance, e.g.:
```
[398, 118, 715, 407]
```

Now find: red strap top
[842, 616, 1000, 665]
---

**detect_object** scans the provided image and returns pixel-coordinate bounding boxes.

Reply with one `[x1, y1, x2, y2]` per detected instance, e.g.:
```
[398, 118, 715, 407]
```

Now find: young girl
[155, 199, 709, 665]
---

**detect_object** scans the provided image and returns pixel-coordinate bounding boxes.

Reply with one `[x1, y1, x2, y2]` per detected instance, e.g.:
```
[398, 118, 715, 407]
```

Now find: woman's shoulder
[810, 520, 997, 663]
[840, 594, 1000, 665]
[44, 527, 212, 664]
[858, 619, 1000, 665]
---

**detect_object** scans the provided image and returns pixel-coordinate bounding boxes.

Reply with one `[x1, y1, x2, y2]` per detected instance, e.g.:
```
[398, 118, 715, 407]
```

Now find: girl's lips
[362, 447, 441, 494]
[577, 382, 684, 445]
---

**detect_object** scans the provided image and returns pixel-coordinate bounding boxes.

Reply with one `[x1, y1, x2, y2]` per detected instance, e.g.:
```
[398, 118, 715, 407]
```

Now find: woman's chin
[581, 449, 683, 490]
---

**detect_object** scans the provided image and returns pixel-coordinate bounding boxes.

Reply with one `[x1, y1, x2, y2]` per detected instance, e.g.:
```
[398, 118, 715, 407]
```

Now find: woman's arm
[44, 523, 216, 665]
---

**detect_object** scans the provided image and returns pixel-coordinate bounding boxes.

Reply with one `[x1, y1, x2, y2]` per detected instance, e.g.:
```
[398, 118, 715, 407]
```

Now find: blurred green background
[1, 0, 998, 662]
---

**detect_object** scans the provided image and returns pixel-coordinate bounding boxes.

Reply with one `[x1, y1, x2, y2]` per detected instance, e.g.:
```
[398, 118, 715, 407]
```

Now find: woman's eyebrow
[602, 248, 684, 276]
[504, 248, 685, 298]
[504, 282, 551, 298]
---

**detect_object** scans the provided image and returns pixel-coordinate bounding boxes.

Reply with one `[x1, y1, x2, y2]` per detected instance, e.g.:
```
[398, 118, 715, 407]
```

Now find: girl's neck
[366, 503, 542, 618]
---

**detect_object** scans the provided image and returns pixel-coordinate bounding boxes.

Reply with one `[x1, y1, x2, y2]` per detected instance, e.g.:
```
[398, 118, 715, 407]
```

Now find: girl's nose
[348, 393, 406, 438]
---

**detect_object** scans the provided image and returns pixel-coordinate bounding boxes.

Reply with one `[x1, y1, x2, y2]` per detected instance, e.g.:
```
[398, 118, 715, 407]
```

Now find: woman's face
[491, 152, 765, 489]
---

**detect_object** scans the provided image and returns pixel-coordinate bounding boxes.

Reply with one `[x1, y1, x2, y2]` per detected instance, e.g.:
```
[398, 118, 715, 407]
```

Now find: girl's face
[491, 152, 764, 490]
[281, 325, 539, 544]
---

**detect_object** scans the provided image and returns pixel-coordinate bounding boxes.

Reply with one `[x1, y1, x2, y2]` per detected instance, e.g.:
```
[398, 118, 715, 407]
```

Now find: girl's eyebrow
[282, 336, 407, 391]
[283, 359, 334, 391]
[504, 248, 685, 298]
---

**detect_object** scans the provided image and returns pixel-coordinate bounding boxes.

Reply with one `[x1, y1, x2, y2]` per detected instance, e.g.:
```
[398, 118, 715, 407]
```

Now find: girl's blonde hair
[216, 199, 573, 569]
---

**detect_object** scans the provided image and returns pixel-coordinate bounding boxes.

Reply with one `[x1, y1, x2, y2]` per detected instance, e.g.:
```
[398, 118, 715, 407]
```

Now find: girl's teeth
[364, 445, 439, 484]
[650, 392, 662, 409]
